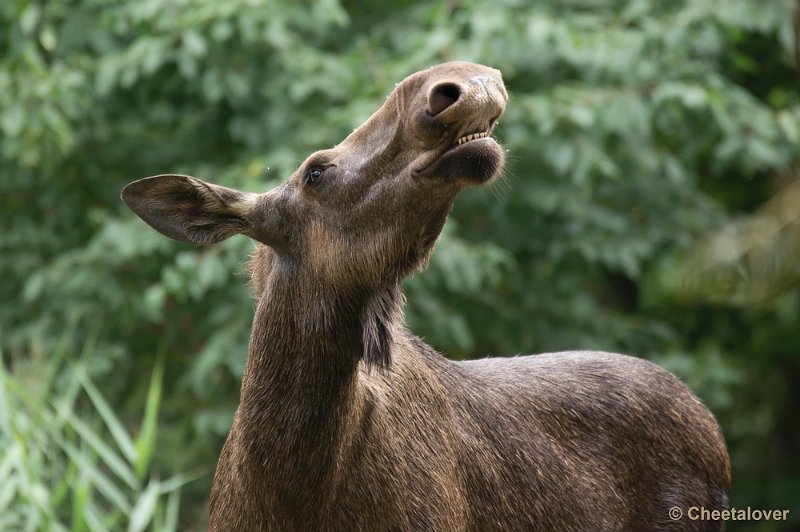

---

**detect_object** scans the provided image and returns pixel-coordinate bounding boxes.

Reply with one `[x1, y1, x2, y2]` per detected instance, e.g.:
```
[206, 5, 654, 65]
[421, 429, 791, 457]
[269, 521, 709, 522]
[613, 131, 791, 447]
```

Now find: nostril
[428, 82, 461, 116]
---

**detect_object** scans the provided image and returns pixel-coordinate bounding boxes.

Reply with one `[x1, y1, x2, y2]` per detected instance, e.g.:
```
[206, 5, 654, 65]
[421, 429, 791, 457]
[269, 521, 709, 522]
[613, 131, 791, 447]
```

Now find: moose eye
[305, 166, 325, 186]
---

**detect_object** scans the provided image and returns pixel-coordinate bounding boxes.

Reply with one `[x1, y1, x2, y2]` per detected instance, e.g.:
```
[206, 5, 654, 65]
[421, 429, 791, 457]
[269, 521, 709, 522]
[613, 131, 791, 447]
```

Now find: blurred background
[2, 0, 799, 530]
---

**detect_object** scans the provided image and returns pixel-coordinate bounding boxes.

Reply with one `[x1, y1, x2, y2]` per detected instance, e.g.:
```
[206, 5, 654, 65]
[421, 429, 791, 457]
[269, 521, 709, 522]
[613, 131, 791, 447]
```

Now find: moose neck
[244, 271, 363, 412]
[233, 259, 396, 486]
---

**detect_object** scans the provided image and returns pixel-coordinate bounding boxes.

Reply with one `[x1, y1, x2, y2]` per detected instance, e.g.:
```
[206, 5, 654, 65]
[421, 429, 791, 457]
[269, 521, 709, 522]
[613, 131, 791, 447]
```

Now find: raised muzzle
[425, 64, 507, 133]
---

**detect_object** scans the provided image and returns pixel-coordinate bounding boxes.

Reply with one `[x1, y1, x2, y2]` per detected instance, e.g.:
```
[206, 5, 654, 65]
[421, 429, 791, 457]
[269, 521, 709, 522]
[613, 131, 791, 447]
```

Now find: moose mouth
[455, 129, 492, 146]
[417, 124, 503, 184]
[452, 114, 499, 148]
[414, 112, 504, 183]
[447, 117, 501, 154]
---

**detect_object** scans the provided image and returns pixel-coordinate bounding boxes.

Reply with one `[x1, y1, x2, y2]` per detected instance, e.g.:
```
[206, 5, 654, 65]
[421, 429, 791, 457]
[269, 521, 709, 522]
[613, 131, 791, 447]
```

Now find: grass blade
[161, 489, 181, 532]
[60, 440, 132, 514]
[0, 442, 22, 492]
[0, 365, 16, 437]
[75, 368, 137, 463]
[0, 475, 17, 512]
[71, 457, 91, 532]
[63, 413, 139, 490]
[128, 480, 160, 532]
[156, 471, 203, 494]
[134, 354, 164, 480]
[84, 504, 110, 532]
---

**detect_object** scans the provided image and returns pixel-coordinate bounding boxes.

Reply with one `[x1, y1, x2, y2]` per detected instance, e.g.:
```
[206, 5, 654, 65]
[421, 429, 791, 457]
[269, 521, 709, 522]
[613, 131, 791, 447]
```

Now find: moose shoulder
[122, 62, 730, 531]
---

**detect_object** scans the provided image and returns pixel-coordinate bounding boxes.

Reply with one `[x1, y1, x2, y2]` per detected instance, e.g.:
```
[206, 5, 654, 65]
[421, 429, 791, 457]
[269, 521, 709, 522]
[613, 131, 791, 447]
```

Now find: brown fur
[121, 62, 731, 531]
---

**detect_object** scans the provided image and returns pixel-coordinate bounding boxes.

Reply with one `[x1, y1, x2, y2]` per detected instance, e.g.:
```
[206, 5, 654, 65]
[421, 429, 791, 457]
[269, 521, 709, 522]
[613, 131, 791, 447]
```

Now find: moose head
[122, 62, 507, 370]
[122, 62, 506, 284]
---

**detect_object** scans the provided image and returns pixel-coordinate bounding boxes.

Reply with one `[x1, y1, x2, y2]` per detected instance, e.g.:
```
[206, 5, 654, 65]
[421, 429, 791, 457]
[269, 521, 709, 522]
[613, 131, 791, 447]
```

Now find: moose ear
[121, 174, 260, 246]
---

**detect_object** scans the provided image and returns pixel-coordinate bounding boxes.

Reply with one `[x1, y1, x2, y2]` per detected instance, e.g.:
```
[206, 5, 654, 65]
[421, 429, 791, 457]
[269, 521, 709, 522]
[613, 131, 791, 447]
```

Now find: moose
[122, 62, 730, 530]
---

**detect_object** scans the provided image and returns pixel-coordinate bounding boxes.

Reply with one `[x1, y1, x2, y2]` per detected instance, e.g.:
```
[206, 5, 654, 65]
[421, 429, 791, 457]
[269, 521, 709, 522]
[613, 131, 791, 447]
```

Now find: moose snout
[425, 65, 507, 125]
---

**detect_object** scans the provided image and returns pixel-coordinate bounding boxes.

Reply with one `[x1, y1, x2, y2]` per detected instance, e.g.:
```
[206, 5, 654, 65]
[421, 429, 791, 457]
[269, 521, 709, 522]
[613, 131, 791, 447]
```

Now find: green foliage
[2, 0, 798, 529]
[0, 340, 186, 530]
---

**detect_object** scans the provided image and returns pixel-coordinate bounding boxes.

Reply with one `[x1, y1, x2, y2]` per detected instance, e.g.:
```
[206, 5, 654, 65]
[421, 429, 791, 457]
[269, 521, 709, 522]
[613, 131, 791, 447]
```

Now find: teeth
[456, 130, 490, 146]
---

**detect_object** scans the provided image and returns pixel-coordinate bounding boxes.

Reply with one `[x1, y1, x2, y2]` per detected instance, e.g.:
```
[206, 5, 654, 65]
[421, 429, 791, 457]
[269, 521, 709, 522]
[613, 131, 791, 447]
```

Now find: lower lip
[414, 137, 500, 178]
[451, 136, 495, 150]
